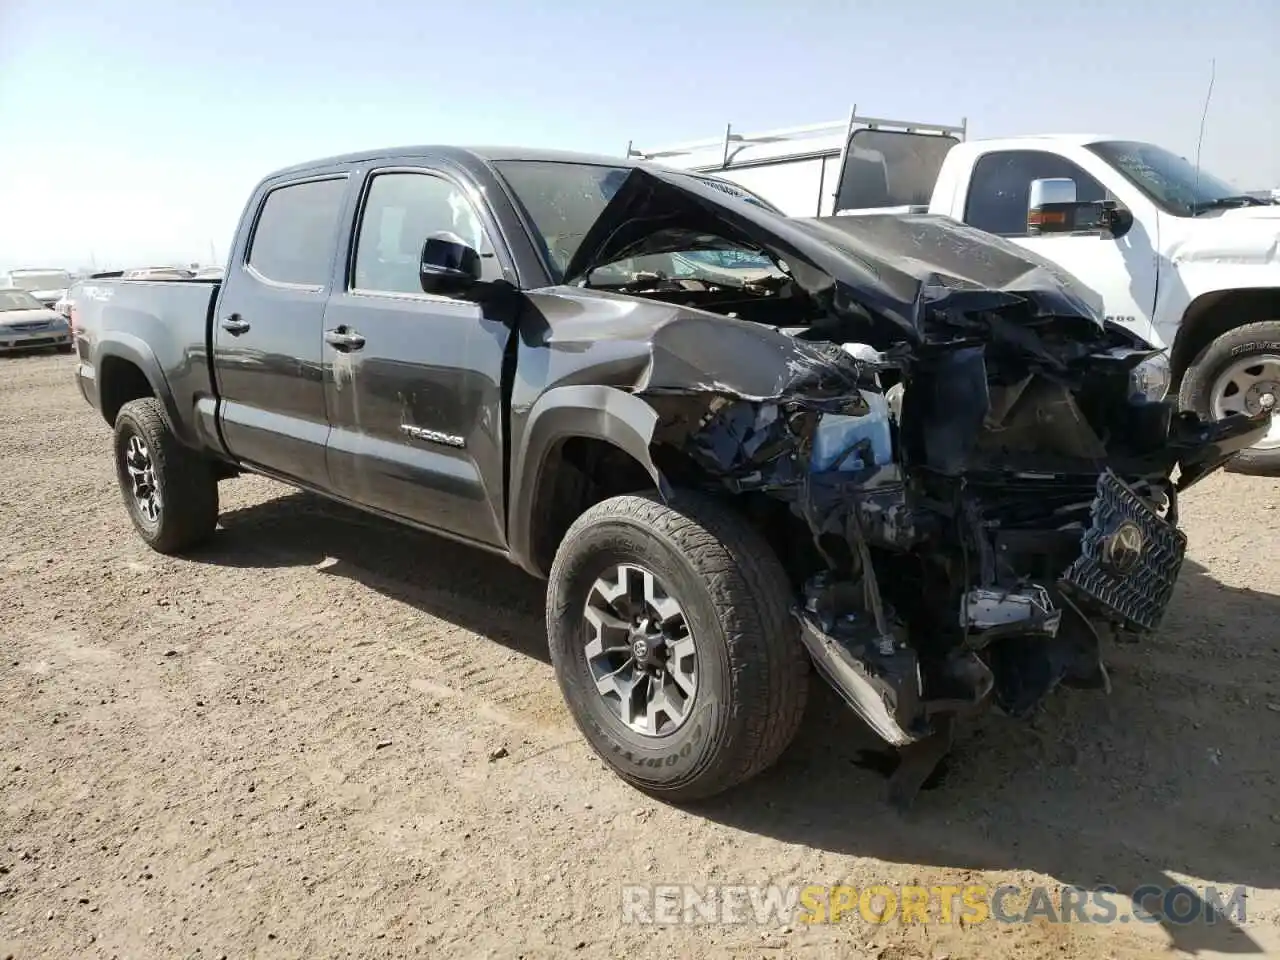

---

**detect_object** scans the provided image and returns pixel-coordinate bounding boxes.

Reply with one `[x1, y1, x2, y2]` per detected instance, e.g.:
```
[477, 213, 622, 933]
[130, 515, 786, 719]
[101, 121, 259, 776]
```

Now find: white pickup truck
[629, 111, 1280, 473]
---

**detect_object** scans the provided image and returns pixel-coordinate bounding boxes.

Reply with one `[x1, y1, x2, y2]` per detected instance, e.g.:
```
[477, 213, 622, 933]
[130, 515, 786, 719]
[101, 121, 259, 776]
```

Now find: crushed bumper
[794, 470, 1188, 757]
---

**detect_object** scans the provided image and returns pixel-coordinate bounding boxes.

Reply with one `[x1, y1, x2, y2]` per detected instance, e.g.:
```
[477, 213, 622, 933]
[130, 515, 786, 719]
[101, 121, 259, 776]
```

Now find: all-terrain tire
[1178, 321, 1280, 477]
[546, 490, 810, 803]
[113, 397, 219, 554]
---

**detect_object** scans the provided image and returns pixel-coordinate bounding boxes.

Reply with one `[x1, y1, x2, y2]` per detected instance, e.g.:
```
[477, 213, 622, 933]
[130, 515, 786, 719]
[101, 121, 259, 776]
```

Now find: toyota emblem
[1102, 520, 1145, 575]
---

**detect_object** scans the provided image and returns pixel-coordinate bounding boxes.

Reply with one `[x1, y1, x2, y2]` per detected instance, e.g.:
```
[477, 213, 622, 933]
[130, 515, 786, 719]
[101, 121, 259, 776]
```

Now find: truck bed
[74, 278, 222, 450]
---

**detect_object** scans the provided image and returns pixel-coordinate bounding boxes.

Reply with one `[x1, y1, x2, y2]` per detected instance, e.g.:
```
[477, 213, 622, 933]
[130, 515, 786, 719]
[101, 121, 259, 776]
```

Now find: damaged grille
[1060, 470, 1187, 632]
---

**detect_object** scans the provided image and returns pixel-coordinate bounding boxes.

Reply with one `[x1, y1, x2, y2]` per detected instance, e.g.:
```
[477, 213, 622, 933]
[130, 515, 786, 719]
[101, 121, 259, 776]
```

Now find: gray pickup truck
[72, 145, 1270, 807]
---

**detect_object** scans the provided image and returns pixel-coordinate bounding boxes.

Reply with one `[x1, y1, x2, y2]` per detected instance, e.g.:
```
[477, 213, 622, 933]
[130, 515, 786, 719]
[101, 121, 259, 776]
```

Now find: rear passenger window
[353, 171, 501, 295]
[247, 178, 347, 286]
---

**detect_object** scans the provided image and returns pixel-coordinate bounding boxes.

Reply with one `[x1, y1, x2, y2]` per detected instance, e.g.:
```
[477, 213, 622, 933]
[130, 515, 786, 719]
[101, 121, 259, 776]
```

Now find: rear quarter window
[246, 177, 347, 286]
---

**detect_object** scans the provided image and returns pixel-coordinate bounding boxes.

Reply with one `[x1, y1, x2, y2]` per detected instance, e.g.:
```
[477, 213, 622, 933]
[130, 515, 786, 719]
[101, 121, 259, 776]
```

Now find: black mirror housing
[420, 233, 482, 296]
[1101, 201, 1135, 238]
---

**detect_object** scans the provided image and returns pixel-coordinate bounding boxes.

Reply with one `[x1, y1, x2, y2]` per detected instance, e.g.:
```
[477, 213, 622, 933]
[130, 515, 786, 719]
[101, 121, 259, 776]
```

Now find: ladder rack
[625, 105, 968, 169]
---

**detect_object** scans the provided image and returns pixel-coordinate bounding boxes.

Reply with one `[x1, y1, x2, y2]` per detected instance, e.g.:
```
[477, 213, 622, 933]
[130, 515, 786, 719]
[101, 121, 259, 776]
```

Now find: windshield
[1085, 140, 1245, 216]
[0, 290, 46, 311]
[493, 160, 780, 285]
[5, 270, 72, 291]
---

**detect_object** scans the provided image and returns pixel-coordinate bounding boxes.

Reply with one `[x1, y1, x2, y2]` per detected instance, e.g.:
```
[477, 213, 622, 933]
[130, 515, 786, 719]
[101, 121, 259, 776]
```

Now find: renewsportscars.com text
[621, 882, 1250, 927]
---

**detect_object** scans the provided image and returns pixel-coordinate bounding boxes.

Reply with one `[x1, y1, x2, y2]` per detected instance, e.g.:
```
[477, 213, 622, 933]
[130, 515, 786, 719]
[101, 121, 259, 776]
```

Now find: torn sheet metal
[636, 313, 873, 403]
[796, 572, 923, 747]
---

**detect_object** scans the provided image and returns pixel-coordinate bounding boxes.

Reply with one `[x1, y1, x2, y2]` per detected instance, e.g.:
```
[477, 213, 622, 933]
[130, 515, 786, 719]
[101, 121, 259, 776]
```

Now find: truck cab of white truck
[630, 111, 1280, 472]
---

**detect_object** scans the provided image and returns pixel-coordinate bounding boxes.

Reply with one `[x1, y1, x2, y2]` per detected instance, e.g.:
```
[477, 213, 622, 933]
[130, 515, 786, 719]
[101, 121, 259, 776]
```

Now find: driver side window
[964, 150, 1107, 237]
[353, 171, 502, 294]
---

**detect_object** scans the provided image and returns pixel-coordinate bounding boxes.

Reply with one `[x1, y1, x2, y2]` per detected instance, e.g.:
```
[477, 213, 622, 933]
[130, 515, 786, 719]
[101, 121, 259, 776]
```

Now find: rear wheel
[1178, 321, 1280, 476]
[113, 398, 219, 554]
[546, 490, 809, 803]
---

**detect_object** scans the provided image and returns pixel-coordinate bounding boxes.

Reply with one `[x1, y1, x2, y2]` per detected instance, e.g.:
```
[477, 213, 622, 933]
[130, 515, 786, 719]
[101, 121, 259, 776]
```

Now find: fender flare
[94, 334, 196, 448]
[507, 384, 665, 577]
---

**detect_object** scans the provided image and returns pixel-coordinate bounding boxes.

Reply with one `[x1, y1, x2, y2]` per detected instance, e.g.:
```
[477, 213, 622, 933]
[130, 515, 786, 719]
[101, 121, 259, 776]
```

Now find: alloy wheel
[124, 434, 162, 524]
[583, 563, 697, 737]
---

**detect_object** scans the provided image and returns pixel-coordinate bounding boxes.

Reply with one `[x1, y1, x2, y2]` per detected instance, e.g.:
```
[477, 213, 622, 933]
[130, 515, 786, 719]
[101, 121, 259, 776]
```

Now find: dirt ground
[1, 352, 1279, 960]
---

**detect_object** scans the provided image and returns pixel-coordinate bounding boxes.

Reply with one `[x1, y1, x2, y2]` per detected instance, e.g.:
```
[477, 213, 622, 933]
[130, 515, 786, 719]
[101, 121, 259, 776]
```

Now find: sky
[1, 0, 1277, 272]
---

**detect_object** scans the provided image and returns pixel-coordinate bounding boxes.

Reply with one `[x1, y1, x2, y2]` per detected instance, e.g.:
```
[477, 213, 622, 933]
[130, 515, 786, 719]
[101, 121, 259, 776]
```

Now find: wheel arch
[96, 335, 194, 446]
[509, 385, 668, 579]
[1169, 287, 1280, 387]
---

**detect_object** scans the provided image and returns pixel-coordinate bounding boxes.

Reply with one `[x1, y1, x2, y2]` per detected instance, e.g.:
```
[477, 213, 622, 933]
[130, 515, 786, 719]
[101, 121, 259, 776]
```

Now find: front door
[322, 165, 512, 548]
[960, 148, 1160, 345]
[213, 174, 349, 488]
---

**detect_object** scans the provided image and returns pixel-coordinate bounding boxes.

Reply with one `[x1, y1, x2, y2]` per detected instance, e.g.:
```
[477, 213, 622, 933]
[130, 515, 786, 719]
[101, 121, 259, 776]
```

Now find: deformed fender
[94, 333, 196, 448]
[507, 384, 664, 578]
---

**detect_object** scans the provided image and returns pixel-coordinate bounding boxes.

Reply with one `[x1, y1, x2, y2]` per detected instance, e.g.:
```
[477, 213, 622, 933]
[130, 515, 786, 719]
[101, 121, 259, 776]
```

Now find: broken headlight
[1129, 353, 1171, 402]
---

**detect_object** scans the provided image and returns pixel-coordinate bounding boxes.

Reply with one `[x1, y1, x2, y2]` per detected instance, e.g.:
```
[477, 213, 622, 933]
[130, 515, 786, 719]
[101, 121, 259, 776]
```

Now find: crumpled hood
[562, 165, 1110, 346]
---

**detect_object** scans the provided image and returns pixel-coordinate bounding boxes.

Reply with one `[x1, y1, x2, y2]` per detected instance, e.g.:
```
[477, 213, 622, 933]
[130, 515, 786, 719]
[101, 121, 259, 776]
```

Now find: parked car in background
[632, 111, 1280, 473]
[1, 268, 74, 310]
[0, 288, 73, 353]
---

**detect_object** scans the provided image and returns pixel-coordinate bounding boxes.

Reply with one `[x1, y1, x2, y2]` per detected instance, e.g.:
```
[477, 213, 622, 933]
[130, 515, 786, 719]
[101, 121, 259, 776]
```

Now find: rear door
[321, 162, 514, 548]
[213, 172, 349, 488]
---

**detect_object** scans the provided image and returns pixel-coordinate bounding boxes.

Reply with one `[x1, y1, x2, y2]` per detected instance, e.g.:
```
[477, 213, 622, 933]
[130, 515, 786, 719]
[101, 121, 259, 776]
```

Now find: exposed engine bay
[555, 166, 1273, 807]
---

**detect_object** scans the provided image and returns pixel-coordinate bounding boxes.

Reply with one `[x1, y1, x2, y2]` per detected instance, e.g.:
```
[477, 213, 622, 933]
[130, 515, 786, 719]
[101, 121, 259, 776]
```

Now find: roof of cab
[263, 145, 639, 181]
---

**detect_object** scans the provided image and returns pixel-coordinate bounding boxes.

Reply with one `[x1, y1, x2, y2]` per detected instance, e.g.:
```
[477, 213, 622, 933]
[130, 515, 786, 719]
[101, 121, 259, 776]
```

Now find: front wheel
[113, 398, 219, 554]
[1178, 320, 1280, 476]
[545, 490, 809, 803]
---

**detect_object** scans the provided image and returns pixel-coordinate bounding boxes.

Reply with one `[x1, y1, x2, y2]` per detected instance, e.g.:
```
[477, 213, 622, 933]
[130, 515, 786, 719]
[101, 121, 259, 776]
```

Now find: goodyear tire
[546, 490, 809, 802]
[1178, 321, 1280, 477]
[113, 398, 219, 554]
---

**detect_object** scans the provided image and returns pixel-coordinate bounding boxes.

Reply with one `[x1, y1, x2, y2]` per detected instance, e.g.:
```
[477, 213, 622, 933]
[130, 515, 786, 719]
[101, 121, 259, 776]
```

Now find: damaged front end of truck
[558, 166, 1273, 807]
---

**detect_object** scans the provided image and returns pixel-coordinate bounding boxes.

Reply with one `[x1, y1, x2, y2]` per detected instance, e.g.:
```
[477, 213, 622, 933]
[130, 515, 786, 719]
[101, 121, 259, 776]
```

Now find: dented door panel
[322, 290, 510, 547]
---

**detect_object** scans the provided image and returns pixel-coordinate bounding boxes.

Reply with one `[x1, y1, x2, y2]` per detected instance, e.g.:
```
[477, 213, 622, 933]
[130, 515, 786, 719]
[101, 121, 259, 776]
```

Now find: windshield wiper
[1192, 195, 1271, 214]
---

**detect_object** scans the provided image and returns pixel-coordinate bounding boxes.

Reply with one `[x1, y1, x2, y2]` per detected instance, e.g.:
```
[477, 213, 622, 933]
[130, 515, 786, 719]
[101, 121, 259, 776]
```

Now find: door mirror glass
[420, 233, 482, 295]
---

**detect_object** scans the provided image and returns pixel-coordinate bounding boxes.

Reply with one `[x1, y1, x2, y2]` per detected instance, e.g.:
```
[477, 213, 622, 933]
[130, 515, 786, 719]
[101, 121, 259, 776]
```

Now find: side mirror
[1099, 201, 1135, 239]
[1030, 177, 1078, 208]
[1027, 177, 1133, 239]
[419, 233, 482, 296]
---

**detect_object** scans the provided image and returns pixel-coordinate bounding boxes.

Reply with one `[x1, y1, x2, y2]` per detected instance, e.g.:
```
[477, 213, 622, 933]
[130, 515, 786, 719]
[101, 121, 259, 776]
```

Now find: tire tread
[547, 490, 809, 801]
[114, 398, 219, 554]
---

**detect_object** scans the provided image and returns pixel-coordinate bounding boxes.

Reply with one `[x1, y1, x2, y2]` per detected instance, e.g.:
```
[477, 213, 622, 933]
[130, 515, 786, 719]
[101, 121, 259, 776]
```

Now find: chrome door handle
[324, 328, 366, 351]
[221, 314, 250, 335]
